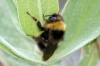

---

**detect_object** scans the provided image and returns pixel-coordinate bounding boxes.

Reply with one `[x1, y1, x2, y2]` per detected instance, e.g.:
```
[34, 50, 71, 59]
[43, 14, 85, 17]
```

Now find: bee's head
[45, 13, 63, 23]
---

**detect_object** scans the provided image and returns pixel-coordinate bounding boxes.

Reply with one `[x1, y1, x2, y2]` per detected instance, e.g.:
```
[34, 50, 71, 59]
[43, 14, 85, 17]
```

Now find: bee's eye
[50, 17, 56, 21]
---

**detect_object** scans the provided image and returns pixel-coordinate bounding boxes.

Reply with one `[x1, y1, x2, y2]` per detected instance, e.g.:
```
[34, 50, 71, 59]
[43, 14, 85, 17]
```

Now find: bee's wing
[42, 44, 57, 61]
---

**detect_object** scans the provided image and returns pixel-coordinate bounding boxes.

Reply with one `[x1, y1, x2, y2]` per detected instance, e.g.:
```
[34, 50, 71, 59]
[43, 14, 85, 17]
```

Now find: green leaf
[85, 47, 98, 66]
[78, 44, 91, 66]
[0, 49, 39, 66]
[78, 41, 99, 66]
[13, 0, 17, 6]
[16, 0, 59, 36]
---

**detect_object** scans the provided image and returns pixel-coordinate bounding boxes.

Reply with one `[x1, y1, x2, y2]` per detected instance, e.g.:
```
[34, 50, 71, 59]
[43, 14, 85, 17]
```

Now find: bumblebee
[27, 12, 66, 61]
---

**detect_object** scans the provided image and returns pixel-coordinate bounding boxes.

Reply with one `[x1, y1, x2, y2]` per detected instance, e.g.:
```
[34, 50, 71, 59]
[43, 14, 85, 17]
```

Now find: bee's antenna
[58, 10, 60, 15]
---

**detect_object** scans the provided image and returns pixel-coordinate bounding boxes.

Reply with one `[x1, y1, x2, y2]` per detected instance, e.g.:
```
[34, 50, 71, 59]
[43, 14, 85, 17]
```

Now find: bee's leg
[26, 12, 45, 31]
[27, 34, 36, 39]
[58, 10, 60, 15]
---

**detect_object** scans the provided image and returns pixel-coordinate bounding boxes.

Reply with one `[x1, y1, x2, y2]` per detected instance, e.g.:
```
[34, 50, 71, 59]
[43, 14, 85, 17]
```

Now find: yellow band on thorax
[45, 21, 66, 31]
